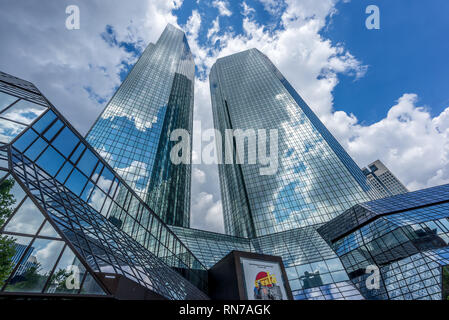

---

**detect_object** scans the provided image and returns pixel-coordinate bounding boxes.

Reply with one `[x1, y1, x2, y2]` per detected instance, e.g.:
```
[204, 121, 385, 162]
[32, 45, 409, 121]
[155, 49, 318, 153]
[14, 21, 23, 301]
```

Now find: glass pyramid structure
[0, 71, 208, 299]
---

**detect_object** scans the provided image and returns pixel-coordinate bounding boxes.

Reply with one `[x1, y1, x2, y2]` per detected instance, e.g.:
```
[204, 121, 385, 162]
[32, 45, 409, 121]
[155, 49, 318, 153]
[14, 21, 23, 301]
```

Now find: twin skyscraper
[87, 25, 195, 228]
[87, 24, 376, 236]
[2, 23, 448, 300]
[84, 24, 384, 299]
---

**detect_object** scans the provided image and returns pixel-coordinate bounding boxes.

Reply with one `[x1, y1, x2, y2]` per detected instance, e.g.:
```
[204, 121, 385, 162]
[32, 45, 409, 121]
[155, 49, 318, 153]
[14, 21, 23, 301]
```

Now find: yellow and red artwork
[254, 271, 277, 288]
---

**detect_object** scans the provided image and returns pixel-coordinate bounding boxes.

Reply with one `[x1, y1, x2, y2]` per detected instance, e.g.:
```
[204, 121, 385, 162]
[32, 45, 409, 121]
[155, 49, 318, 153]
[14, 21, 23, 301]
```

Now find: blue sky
[324, 0, 449, 124]
[168, 0, 449, 124]
[0, 0, 448, 232]
[114, 0, 449, 126]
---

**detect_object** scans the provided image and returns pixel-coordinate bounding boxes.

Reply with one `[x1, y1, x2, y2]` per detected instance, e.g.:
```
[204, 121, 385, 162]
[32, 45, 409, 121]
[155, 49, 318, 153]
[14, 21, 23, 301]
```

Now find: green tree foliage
[0, 178, 16, 225]
[443, 266, 449, 300]
[6, 263, 45, 291]
[0, 177, 18, 287]
[48, 268, 75, 293]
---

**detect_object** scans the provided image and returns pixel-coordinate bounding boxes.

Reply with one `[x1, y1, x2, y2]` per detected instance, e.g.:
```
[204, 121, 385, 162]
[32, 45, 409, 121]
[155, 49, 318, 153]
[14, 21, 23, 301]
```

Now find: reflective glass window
[439, 219, 449, 231]
[45, 246, 86, 294]
[289, 279, 301, 291]
[91, 162, 103, 182]
[113, 184, 127, 203]
[43, 120, 63, 141]
[325, 258, 344, 272]
[80, 181, 94, 202]
[100, 197, 112, 217]
[0, 91, 18, 110]
[286, 266, 298, 280]
[310, 261, 329, 274]
[52, 127, 79, 157]
[38, 221, 61, 238]
[33, 110, 56, 133]
[96, 167, 114, 193]
[109, 178, 119, 197]
[13, 128, 38, 152]
[79, 272, 105, 295]
[331, 271, 349, 282]
[36, 146, 65, 176]
[0, 158, 7, 170]
[65, 169, 87, 196]
[5, 235, 33, 272]
[88, 186, 106, 212]
[24, 137, 47, 161]
[0, 171, 7, 182]
[70, 143, 85, 163]
[296, 264, 313, 277]
[55, 161, 73, 184]
[0, 118, 26, 143]
[5, 176, 27, 212]
[4, 238, 65, 293]
[77, 149, 98, 177]
[1, 99, 46, 125]
[4, 198, 45, 235]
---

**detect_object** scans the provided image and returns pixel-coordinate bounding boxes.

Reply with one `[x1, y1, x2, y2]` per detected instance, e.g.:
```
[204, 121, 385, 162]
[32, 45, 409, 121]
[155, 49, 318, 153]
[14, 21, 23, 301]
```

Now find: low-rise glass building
[318, 183, 449, 300]
[0, 71, 207, 299]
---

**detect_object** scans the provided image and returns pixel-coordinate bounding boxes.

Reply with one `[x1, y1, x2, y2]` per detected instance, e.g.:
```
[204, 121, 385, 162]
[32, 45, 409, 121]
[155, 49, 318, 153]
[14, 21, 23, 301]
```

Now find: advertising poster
[240, 257, 288, 300]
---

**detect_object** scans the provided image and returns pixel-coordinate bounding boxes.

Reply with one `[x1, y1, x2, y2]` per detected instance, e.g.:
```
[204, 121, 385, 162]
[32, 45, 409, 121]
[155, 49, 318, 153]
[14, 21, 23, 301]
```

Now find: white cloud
[114, 160, 149, 194]
[184, 0, 449, 232]
[258, 0, 285, 15]
[185, 10, 209, 72]
[191, 192, 224, 232]
[193, 167, 207, 184]
[1, 0, 447, 234]
[185, 0, 368, 232]
[205, 200, 224, 232]
[35, 239, 65, 271]
[186, 9, 202, 39]
[4, 199, 44, 234]
[324, 94, 449, 191]
[0, 0, 180, 135]
[241, 2, 256, 17]
[101, 106, 159, 132]
[207, 17, 220, 42]
[212, 0, 232, 17]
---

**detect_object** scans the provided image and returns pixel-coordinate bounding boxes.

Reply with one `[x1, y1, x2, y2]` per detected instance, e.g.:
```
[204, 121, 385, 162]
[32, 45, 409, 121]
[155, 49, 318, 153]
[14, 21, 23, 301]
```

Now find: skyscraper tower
[362, 159, 409, 197]
[210, 48, 374, 237]
[87, 24, 194, 227]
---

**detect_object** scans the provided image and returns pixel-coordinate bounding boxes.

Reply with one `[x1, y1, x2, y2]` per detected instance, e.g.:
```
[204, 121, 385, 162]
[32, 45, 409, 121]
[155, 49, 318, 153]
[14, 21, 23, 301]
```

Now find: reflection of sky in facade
[0, 92, 47, 143]
[321, 189, 449, 300]
[0, 72, 207, 298]
[210, 49, 371, 237]
[87, 25, 194, 227]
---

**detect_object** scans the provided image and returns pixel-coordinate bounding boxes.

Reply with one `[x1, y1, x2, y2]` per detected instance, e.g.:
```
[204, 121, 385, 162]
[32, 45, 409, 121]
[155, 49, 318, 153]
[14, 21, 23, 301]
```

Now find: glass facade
[318, 183, 449, 300]
[172, 181, 449, 300]
[1, 41, 447, 300]
[171, 224, 364, 300]
[204, 48, 449, 300]
[0, 71, 208, 299]
[210, 48, 374, 238]
[86, 24, 194, 228]
[170, 226, 252, 269]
